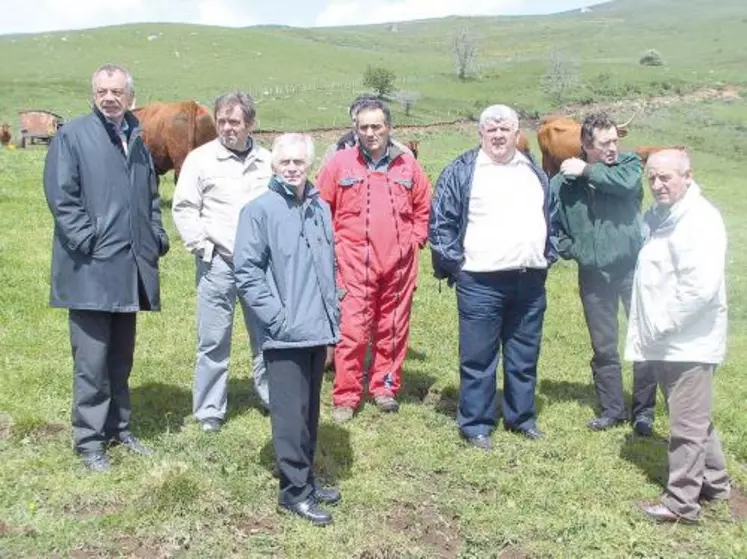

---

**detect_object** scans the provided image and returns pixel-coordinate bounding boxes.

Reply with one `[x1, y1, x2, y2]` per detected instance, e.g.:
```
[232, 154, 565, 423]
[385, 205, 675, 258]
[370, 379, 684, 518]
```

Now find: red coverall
[317, 145, 431, 408]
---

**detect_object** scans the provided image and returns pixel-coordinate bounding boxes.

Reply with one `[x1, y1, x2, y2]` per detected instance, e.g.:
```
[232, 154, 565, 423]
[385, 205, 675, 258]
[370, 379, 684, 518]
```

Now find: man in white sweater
[172, 91, 272, 432]
[625, 149, 730, 523]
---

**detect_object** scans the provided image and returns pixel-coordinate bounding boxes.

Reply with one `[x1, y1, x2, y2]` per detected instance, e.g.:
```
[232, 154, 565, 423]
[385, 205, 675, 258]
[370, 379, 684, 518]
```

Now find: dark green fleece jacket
[550, 152, 644, 273]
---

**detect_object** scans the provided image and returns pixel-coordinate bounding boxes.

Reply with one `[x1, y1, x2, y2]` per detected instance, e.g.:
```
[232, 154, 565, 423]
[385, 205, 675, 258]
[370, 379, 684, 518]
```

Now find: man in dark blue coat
[43, 64, 169, 471]
[429, 104, 557, 449]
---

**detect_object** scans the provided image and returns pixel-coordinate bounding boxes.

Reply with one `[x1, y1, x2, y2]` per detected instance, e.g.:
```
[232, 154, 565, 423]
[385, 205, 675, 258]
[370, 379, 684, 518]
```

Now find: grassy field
[2, 1, 747, 557]
[0, 0, 746, 129]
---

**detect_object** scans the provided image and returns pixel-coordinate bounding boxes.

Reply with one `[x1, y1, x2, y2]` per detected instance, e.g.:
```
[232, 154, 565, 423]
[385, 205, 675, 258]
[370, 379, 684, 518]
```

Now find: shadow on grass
[225, 377, 270, 421]
[257, 423, 353, 484]
[619, 431, 669, 489]
[130, 381, 191, 438]
[399, 368, 437, 404]
[540, 379, 598, 410]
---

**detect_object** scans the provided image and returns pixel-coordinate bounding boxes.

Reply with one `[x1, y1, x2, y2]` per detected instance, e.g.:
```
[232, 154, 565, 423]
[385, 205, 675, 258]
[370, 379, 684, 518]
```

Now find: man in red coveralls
[317, 98, 431, 423]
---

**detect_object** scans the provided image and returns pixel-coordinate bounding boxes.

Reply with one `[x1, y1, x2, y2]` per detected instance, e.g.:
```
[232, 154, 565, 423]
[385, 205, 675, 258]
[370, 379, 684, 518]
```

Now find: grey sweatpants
[193, 253, 269, 421]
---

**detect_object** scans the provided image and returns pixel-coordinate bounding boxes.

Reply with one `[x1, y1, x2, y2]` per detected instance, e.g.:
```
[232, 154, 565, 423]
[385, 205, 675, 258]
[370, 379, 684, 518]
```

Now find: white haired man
[172, 91, 271, 433]
[429, 104, 558, 449]
[626, 149, 731, 523]
[235, 133, 341, 526]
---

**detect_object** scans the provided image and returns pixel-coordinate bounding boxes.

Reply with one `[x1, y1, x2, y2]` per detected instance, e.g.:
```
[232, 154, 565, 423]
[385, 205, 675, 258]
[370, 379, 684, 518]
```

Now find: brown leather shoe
[637, 502, 696, 524]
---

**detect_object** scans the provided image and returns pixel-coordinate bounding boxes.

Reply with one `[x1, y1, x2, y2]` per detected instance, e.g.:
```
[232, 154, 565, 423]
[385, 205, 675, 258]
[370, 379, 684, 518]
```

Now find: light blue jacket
[234, 177, 340, 351]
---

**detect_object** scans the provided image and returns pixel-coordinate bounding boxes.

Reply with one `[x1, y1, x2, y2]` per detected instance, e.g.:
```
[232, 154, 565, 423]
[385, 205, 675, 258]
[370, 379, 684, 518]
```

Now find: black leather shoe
[632, 417, 654, 437]
[463, 434, 492, 451]
[588, 416, 626, 431]
[80, 450, 111, 472]
[278, 497, 332, 526]
[112, 434, 153, 456]
[314, 486, 341, 505]
[505, 425, 545, 440]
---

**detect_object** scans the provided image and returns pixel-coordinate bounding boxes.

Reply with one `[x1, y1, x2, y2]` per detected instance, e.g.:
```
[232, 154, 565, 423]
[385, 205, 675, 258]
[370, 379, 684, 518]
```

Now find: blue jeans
[456, 268, 547, 437]
[193, 253, 269, 420]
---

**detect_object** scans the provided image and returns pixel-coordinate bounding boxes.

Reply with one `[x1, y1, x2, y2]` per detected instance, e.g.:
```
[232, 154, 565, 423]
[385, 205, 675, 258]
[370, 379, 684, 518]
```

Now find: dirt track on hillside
[252, 85, 743, 146]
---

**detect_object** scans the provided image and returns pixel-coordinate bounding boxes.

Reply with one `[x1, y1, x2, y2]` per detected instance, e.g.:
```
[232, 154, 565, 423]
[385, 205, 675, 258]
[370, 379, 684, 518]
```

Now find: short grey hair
[478, 104, 519, 128]
[646, 148, 692, 175]
[91, 63, 134, 94]
[214, 90, 256, 123]
[271, 133, 315, 169]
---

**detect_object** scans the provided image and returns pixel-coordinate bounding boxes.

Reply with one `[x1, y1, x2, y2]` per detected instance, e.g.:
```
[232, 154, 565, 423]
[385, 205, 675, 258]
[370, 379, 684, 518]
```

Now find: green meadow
[1, 0, 746, 556]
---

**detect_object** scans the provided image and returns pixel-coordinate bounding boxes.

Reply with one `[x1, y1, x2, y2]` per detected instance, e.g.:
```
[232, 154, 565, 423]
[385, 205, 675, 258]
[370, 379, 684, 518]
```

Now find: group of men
[43, 63, 730, 525]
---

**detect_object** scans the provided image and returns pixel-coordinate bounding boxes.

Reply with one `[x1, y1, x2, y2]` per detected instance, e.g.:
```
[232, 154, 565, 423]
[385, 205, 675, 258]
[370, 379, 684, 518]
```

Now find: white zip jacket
[172, 138, 271, 261]
[624, 182, 728, 364]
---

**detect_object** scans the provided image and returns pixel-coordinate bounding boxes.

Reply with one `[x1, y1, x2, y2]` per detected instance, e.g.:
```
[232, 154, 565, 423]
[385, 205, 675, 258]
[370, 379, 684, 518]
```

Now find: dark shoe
[588, 416, 626, 431]
[463, 434, 492, 451]
[374, 395, 400, 413]
[278, 497, 332, 526]
[200, 418, 222, 433]
[637, 502, 696, 524]
[632, 417, 654, 437]
[80, 450, 111, 472]
[314, 486, 341, 505]
[505, 425, 544, 440]
[112, 434, 153, 456]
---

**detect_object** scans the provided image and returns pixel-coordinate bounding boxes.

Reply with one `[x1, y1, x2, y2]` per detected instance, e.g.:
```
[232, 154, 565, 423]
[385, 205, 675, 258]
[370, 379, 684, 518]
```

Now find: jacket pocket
[392, 178, 414, 216]
[337, 177, 364, 216]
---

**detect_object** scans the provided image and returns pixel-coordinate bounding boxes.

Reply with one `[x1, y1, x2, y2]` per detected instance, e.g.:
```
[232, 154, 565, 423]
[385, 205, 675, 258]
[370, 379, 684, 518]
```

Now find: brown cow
[536, 109, 640, 178]
[0, 123, 10, 146]
[133, 101, 216, 180]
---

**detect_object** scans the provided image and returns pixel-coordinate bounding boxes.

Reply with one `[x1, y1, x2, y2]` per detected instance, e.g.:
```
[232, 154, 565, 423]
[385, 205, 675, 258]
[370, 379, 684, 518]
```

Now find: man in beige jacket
[172, 91, 272, 432]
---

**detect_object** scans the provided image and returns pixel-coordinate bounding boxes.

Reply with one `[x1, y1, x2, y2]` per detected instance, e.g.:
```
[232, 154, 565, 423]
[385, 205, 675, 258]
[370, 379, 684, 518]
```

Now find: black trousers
[265, 346, 326, 506]
[578, 267, 657, 421]
[69, 310, 137, 453]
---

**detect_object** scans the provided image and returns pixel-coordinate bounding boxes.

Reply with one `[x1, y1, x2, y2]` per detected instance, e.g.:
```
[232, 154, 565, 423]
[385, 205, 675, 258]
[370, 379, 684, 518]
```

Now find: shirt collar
[476, 148, 529, 167]
[215, 137, 263, 162]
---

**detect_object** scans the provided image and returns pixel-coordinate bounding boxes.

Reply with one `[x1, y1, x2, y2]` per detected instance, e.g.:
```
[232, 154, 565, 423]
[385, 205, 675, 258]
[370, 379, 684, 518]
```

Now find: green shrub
[362, 66, 396, 98]
[639, 49, 664, 66]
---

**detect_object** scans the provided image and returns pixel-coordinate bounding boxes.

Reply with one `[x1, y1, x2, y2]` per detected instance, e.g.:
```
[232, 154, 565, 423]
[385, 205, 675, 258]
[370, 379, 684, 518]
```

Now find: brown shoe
[637, 502, 696, 524]
[331, 406, 354, 423]
[374, 395, 400, 413]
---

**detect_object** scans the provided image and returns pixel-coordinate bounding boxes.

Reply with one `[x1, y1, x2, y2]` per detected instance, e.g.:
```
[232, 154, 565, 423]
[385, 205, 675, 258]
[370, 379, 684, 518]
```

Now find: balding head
[645, 148, 692, 207]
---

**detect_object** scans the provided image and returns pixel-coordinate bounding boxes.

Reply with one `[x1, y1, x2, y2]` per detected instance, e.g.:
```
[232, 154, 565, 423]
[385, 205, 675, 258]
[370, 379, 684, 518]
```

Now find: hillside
[0, 0, 744, 128]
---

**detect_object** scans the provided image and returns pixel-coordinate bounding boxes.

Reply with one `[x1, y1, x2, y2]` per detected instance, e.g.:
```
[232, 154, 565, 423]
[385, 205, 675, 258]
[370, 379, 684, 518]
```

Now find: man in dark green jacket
[551, 112, 656, 434]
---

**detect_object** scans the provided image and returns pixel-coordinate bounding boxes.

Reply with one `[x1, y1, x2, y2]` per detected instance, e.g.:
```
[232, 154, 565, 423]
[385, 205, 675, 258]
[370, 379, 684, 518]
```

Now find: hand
[324, 346, 335, 371]
[560, 158, 588, 179]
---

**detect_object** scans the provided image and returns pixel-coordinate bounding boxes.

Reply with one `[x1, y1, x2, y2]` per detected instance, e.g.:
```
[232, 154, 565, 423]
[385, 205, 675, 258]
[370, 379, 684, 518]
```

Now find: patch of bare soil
[386, 500, 461, 558]
[499, 545, 531, 559]
[0, 519, 36, 537]
[233, 514, 279, 537]
[0, 412, 13, 439]
[67, 535, 183, 559]
[730, 486, 747, 522]
[62, 495, 121, 520]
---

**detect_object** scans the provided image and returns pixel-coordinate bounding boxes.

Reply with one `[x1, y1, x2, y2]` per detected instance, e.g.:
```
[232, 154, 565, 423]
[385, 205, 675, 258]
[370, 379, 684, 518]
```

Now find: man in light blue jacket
[234, 133, 341, 526]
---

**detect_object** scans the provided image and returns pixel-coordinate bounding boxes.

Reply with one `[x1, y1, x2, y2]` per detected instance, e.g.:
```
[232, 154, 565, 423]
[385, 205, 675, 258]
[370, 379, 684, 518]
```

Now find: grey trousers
[579, 267, 657, 421]
[193, 253, 269, 421]
[653, 361, 730, 520]
[69, 310, 136, 453]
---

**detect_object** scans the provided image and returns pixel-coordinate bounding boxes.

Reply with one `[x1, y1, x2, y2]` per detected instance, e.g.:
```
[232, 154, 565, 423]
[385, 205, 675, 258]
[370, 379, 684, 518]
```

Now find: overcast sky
[0, 0, 603, 35]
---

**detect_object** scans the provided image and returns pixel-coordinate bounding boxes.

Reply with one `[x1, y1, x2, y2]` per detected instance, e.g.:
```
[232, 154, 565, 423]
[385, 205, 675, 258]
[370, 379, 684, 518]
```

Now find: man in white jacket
[172, 91, 272, 432]
[625, 149, 730, 523]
